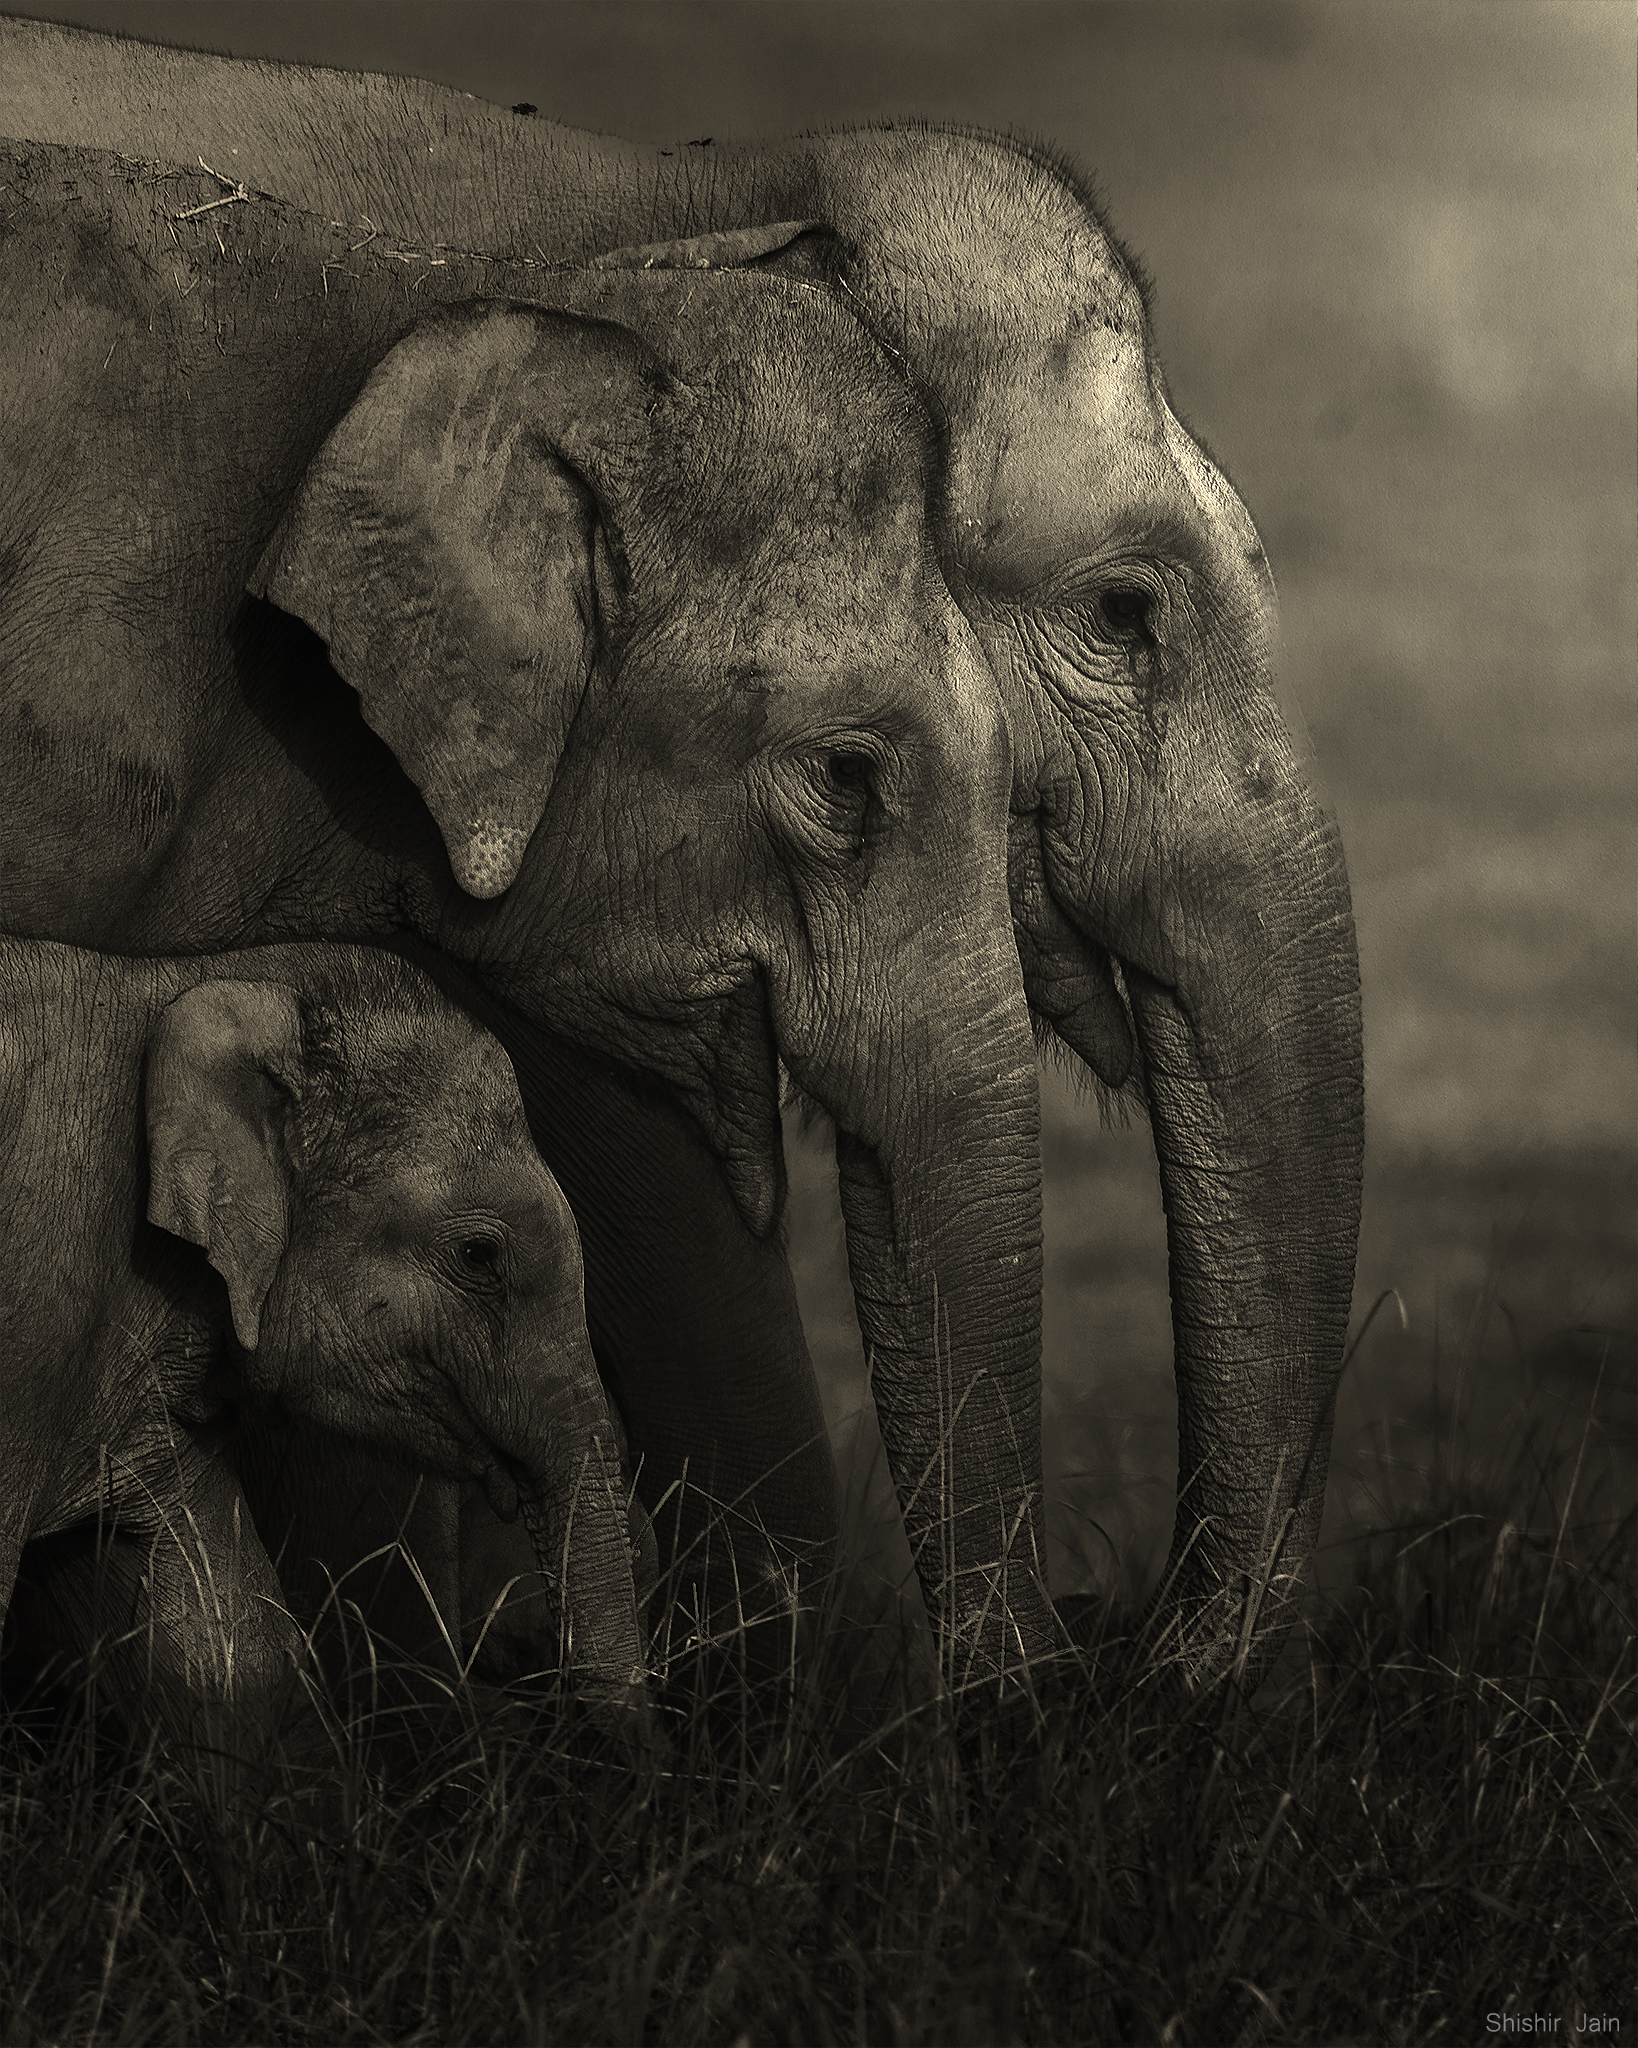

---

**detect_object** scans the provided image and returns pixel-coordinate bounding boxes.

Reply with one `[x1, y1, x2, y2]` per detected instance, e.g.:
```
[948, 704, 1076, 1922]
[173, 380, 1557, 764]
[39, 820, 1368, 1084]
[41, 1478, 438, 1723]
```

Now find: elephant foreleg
[11, 1441, 312, 1776]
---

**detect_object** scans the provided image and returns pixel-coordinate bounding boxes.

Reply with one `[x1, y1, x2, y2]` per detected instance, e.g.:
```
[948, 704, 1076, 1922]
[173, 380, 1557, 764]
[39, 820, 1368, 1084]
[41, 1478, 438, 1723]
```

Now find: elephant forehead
[560, 266, 908, 422]
[660, 540, 953, 679]
[640, 409, 931, 579]
[1155, 388, 1271, 594]
[945, 330, 1161, 549]
[624, 464, 950, 670]
[945, 353, 1269, 615]
[324, 1002, 529, 1154]
[439, 1016, 527, 1099]
[624, 573, 1001, 769]
[418, 1027, 532, 1146]
[826, 129, 1145, 369]
[343, 1143, 570, 1267]
[362, 1103, 555, 1229]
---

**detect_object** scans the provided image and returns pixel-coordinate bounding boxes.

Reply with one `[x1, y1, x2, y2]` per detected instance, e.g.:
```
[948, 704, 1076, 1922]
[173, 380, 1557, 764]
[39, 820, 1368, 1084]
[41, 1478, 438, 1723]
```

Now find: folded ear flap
[145, 980, 305, 1352]
[590, 220, 825, 273]
[250, 304, 671, 900]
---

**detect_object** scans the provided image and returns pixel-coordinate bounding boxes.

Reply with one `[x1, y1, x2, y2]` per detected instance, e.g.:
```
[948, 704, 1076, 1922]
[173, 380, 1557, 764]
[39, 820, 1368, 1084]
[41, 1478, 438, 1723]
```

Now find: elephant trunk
[1131, 787, 1364, 1689]
[514, 1346, 649, 1720]
[830, 936, 1053, 1698]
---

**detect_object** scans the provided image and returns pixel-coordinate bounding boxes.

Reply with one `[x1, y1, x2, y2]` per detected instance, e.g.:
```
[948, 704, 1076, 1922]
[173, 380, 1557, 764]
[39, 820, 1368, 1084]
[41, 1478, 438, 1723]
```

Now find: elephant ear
[249, 304, 673, 901]
[145, 980, 305, 1352]
[590, 219, 824, 273]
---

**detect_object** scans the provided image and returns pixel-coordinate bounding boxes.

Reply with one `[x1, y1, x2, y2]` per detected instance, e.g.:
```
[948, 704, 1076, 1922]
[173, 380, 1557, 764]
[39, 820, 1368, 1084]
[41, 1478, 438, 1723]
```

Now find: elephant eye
[1099, 586, 1153, 641]
[787, 744, 881, 861]
[822, 751, 873, 798]
[814, 751, 875, 857]
[457, 1235, 502, 1275]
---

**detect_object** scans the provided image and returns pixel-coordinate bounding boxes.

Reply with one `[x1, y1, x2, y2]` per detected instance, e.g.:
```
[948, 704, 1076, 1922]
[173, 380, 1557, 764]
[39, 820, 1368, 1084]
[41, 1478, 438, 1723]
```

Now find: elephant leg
[537, 1046, 835, 1630]
[11, 1445, 311, 1772]
[226, 1407, 464, 1710]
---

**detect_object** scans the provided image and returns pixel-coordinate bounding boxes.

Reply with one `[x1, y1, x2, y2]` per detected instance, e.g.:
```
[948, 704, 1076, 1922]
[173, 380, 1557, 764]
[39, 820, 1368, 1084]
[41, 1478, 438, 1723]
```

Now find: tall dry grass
[3, 1289, 1632, 2047]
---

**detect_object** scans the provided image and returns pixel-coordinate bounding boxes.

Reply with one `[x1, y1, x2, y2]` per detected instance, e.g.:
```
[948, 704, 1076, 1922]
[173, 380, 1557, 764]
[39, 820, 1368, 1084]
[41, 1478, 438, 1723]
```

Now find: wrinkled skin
[2, 22, 1365, 1685]
[0, 937, 647, 1751]
[0, 145, 1048, 1690]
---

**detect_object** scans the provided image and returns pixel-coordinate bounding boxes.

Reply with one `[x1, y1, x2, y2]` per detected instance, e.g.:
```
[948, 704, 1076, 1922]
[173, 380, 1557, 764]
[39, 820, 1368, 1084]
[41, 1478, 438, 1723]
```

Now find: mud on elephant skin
[0, 935, 650, 1759]
[0, 148, 1047, 1688]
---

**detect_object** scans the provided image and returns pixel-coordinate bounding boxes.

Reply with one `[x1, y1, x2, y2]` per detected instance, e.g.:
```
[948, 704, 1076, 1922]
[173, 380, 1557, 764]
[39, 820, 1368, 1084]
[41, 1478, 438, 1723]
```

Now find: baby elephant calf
[0, 937, 647, 1753]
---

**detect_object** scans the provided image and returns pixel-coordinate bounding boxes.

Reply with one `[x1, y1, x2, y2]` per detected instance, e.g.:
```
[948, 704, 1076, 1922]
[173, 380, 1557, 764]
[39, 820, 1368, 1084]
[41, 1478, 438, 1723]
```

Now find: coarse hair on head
[287, 948, 518, 1194]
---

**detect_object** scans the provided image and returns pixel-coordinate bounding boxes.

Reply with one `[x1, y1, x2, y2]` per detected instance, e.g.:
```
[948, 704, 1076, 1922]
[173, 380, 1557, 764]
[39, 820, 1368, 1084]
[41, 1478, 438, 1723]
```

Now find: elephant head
[143, 953, 647, 1711]
[248, 279, 1051, 1688]
[810, 138, 1366, 1680]
[595, 132, 1365, 1683]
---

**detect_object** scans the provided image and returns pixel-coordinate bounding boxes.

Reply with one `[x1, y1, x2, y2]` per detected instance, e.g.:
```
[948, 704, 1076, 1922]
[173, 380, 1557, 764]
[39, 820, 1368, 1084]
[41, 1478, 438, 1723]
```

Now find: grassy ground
[4, 1275, 1632, 2048]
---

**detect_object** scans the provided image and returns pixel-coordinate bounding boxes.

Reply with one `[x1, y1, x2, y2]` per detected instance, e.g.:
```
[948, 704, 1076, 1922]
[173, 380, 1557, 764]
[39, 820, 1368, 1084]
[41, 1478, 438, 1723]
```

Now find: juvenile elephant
[0, 936, 648, 1747]
[0, 147, 1045, 1687]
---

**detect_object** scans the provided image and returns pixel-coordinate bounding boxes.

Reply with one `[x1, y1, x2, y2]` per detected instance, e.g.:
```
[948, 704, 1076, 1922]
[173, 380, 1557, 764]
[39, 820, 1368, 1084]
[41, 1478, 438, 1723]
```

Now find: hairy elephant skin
[3, 20, 1365, 1688]
[0, 935, 647, 1748]
[0, 144, 1048, 1690]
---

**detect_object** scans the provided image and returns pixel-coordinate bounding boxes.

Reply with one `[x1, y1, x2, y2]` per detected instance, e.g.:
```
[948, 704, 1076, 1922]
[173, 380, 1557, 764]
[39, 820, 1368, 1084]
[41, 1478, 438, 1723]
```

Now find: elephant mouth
[482, 1459, 521, 1524]
[1031, 938, 1148, 1107]
[424, 1365, 526, 1523]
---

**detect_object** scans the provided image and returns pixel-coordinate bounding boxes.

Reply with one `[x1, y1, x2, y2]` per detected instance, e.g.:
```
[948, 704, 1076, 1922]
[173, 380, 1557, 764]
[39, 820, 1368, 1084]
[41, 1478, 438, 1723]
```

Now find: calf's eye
[458, 1236, 501, 1274]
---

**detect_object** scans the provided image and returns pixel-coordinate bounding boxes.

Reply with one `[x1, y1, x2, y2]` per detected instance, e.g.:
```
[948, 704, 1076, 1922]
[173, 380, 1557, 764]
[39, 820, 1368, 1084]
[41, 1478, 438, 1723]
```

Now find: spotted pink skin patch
[451, 820, 531, 899]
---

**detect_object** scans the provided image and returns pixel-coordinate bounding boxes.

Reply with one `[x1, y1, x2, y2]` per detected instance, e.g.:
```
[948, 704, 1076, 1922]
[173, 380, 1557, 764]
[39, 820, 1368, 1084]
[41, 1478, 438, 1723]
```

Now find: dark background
[14, 0, 1633, 1593]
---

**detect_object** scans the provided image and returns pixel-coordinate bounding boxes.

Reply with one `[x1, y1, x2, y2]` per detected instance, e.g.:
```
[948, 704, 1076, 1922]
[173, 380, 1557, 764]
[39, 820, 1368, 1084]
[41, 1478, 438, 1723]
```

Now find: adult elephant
[2, 21, 1365, 1687]
[0, 144, 1047, 1692]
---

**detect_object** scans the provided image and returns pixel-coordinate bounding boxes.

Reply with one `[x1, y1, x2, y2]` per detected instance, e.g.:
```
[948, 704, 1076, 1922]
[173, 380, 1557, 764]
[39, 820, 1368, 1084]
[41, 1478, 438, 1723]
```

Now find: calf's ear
[145, 981, 304, 1352]
[249, 302, 674, 903]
